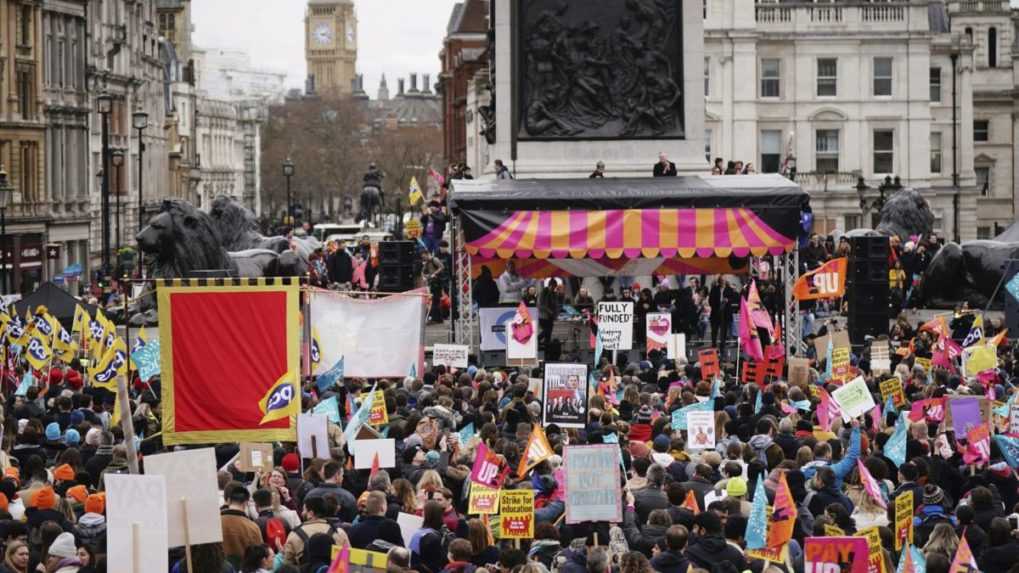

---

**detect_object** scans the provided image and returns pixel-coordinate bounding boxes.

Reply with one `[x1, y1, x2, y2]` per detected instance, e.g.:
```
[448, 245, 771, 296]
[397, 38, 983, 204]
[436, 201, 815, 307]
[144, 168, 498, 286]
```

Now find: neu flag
[316, 356, 345, 394]
[886, 411, 908, 467]
[858, 460, 887, 509]
[793, 257, 847, 300]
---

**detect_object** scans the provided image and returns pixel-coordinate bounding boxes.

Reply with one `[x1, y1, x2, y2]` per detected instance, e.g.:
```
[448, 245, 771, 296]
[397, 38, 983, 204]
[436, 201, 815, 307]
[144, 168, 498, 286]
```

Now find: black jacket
[980, 539, 1019, 573]
[328, 250, 354, 284]
[650, 550, 690, 573]
[622, 508, 668, 558]
[348, 515, 404, 549]
[633, 487, 670, 525]
[653, 161, 677, 177]
[685, 534, 747, 572]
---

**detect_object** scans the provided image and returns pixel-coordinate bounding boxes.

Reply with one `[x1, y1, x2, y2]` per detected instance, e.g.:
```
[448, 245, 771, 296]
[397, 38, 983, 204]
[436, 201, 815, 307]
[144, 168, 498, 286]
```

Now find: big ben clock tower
[305, 0, 357, 95]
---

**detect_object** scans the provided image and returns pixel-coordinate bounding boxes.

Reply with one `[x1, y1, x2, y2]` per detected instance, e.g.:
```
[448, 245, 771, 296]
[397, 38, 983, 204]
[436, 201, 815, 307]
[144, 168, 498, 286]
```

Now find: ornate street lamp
[132, 110, 149, 233]
[282, 158, 295, 228]
[97, 93, 113, 278]
[0, 168, 12, 293]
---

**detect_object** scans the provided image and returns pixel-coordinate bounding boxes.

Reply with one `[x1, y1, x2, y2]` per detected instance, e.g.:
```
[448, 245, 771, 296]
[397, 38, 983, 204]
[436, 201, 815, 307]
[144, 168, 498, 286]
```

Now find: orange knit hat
[31, 486, 56, 510]
[84, 492, 105, 515]
[66, 485, 88, 504]
[53, 464, 75, 482]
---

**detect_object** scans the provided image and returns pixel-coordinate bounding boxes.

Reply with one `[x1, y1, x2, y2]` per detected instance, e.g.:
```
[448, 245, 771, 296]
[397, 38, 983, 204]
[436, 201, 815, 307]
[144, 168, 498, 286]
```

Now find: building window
[989, 27, 998, 68]
[17, 67, 34, 120]
[977, 227, 992, 240]
[817, 58, 837, 97]
[844, 214, 862, 231]
[705, 128, 712, 163]
[930, 132, 943, 174]
[873, 57, 892, 96]
[974, 120, 989, 142]
[873, 129, 894, 174]
[20, 142, 36, 203]
[19, 5, 31, 46]
[760, 130, 783, 173]
[976, 166, 990, 196]
[929, 67, 941, 103]
[815, 129, 839, 173]
[159, 12, 176, 44]
[704, 57, 710, 97]
[760, 59, 780, 98]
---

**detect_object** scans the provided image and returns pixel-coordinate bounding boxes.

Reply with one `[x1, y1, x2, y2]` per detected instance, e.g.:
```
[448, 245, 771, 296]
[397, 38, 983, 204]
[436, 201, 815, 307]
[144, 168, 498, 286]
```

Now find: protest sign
[671, 400, 713, 431]
[646, 313, 671, 355]
[856, 526, 886, 573]
[831, 346, 851, 382]
[804, 537, 869, 573]
[788, 357, 811, 389]
[106, 474, 169, 573]
[1010, 402, 1019, 435]
[367, 390, 388, 426]
[814, 329, 851, 359]
[144, 447, 222, 548]
[699, 348, 720, 379]
[879, 378, 905, 409]
[468, 483, 501, 515]
[963, 344, 997, 377]
[895, 491, 913, 550]
[823, 524, 846, 537]
[667, 332, 686, 362]
[236, 443, 274, 473]
[686, 411, 716, 451]
[432, 344, 469, 368]
[542, 363, 588, 428]
[949, 396, 985, 436]
[298, 413, 330, 460]
[470, 442, 508, 488]
[832, 376, 876, 421]
[914, 357, 931, 373]
[353, 439, 396, 470]
[597, 301, 633, 351]
[479, 307, 538, 351]
[507, 303, 538, 362]
[499, 489, 535, 538]
[871, 340, 891, 374]
[564, 445, 622, 524]
[397, 513, 424, 547]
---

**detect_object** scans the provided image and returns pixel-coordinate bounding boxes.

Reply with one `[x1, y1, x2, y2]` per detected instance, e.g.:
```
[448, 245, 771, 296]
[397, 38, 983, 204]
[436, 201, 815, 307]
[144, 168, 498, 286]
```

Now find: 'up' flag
[516, 425, 553, 479]
[948, 530, 977, 573]
[792, 257, 847, 300]
[962, 314, 984, 348]
[745, 478, 768, 550]
[766, 470, 797, 548]
[857, 460, 887, 509]
[408, 176, 424, 205]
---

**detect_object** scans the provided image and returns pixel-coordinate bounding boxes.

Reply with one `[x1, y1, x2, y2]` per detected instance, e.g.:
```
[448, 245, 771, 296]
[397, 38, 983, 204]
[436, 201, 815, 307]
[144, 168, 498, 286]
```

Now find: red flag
[369, 452, 380, 481]
[681, 490, 700, 514]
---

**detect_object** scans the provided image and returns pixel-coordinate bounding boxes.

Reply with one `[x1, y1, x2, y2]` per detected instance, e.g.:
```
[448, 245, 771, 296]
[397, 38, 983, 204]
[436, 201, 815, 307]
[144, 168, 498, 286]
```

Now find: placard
[542, 363, 588, 428]
[804, 537, 869, 573]
[507, 306, 538, 361]
[397, 512, 424, 547]
[367, 390, 388, 426]
[831, 347, 851, 382]
[597, 302, 634, 351]
[478, 307, 538, 351]
[143, 448, 223, 548]
[699, 348, 720, 379]
[499, 489, 535, 538]
[856, 526, 886, 573]
[467, 483, 501, 515]
[944, 396, 990, 432]
[879, 378, 905, 409]
[432, 344, 469, 368]
[686, 411, 716, 451]
[814, 329, 851, 359]
[914, 357, 931, 373]
[298, 413, 330, 460]
[871, 340, 891, 374]
[564, 445, 622, 524]
[1010, 402, 1019, 435]
[832, 376, 876, 421]
[667, 333, 686, 361]
[106, 474, 169, 573]
[352, 439, 396, 470]
[894, 491, 913, 550]
[788, 357, 811, 389]
[646, 313, 671, 355]
[949, 396, 984, 436]
[236, 443, 274, 473]
[963, 345, 997, 377]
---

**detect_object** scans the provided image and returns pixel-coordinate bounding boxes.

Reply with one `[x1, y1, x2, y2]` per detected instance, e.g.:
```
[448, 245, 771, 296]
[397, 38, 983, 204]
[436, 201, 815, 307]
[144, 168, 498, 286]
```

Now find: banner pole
[116, 374, 140, 474]
[132, 522, 142, 573]
[182, 498, 194, 573]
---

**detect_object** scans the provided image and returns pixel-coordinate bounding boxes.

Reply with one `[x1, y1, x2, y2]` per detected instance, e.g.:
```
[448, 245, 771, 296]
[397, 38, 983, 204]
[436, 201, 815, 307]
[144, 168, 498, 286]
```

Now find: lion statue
[137, 200, 235, 278]
[918, 240, 1019, 309]
[210, 195, 289, 252]
[875, 189, 935, 241]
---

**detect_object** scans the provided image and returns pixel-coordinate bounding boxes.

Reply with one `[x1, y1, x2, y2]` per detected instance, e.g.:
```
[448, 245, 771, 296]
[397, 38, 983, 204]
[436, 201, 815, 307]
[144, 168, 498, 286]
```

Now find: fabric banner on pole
[311, 289, 426, 378]
[157, 279, 300, 445]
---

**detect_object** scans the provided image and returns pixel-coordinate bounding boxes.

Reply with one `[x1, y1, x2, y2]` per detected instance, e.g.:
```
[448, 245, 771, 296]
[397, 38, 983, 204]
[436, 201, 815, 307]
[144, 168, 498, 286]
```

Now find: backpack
[294, 523, 338, 565]
[262, 516, 288, 550]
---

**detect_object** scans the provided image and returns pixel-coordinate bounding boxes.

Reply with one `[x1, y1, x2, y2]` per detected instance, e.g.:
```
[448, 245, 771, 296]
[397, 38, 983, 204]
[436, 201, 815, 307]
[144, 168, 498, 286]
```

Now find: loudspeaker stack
[847, 235, 890, 345]
[378, 241, 418, 292]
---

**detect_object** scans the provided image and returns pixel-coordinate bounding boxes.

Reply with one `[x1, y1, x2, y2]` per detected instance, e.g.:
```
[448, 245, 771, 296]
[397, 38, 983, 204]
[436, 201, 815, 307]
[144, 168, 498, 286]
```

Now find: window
[873, 57, 893, 96]
[704, 57, 710, 97]
[705, 128, 712, 163]
[760, 130, 783, 173]
[760, 59, 780, 98]
[976, 166, 990, 196]
[873, 129, 894, 174]
[17, 67, 34, 120]
[989, 27, 998, 68]
[929, 67, 941, 103]
[844, 214, 862, 231]
[815, 129, 839, 173]
[20, 142, 36, 202]
[19, 5, 31, 46]
[930, 132, 943, 174]
[817, 58, 837, 97]
[977, 227, 992, 240]
[974, 120, 989, 142]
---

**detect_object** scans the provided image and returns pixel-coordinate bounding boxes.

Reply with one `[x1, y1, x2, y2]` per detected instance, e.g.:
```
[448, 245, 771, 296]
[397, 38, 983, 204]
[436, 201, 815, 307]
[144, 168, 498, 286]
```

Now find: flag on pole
[369, 453, 381, 481]
[766, 471, 797, 548]
[428, 167, 445, 189]
[516, 425, 553, 479]
[962, 315, 984, 348]
[408, 176, 424, 205]
[327, 543, 350, 573]
[343, 384, 377, 445]
[948, 531, 977, 573]
[745, 479, 768, 550]
[857, 460, 887, 509]
[739, 297, 764, 361]
[988, 329, 1009, 348]
[681, 490, 700, 514]
[887, 411, 908, 467]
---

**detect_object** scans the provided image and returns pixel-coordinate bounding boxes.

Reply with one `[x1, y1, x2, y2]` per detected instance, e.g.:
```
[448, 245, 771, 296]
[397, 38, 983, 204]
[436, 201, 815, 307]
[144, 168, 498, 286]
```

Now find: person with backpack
[348, 491, 404, 549]
[409, 501, 450, 573]
[282, 497, 349, 566]
[221, 484, 263, 566]
[253, 489, 291, 552]
[300, 533, 335, 573]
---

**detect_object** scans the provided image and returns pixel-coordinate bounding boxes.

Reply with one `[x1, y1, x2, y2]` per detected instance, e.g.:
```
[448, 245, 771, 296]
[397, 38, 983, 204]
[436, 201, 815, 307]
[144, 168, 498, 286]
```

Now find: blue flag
[896, 544, 926, 573]
[887, 411, 908, 467]
[313, 396, 341, 424]
[457, 423, 475, 446]
[671, 400, 714, 431]
[754, 391, 763, 415]
[884, 393, 895, 414]
[343, 384, 377, 444]
[15, 370, 34, 396]
[821, 338, 833, 383]
[711, 379, 723, 399]
[792, 399, 811, 412]
[745, 478, 768, 550]
[995, 435, 1019, 469]
[131, 338, 161, 383]
[315, 356, 345, 394]
[409, 363, 417, 378]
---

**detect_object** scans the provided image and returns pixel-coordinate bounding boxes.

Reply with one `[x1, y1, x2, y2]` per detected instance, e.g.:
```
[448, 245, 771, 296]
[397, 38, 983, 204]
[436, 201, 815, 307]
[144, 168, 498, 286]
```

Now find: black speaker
[848, 236, 890, 345]
[379, 241, 417, 266]
[379, 266, 416, 292]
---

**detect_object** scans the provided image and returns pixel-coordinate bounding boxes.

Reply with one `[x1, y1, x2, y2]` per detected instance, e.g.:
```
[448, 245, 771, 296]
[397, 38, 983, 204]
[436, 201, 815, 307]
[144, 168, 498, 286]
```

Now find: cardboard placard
[686, 411, 716, 451]
[857, 526, 886, 573]
[499, 489, 535, 539]
[667, 333, 686, 362]
[367, 390, 388, 426]
[298, 413, 330, 460]
[564, 445, 622, 524]
[788, 357, 811, 389]
[432, 344, 469, 368]
[352, 439, 396, 470]
[143, 448, 223, 548]
[542, 363, 588, 429]
[832, 376, 876, 421]
[597, 302, 634, 351]
[814, 329, 851, 359]
[397, 512, 423, 547]
[467, 483, 501, 515]
[646, 313, 671, 356]
[879, 378, 905, 409]
[947, 396, 989, 436]
[894, 491, 913, 550]
[236, 443, 274, 473]
[914, 357, 931, 373]
[106, 474, 169, 573]
[699, 348, 720, 379]
[831, 347, 851, 382]
[871, 340, 891, 374]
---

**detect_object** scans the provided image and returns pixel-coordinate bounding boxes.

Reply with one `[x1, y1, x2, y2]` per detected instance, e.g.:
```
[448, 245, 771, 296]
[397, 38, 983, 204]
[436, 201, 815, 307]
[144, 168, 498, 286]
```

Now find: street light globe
[282, 158, 295, 177]
[0, 169, 10, 210]
[97, 93, 113, 114]
[111, 148, 125, 167]
[132, 110, 150, 131]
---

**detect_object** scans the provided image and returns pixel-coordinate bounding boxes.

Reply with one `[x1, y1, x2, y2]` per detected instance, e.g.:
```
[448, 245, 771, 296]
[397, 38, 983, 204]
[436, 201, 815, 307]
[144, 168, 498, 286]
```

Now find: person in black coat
[348, 492, 404, 549]
[684, 512, 748, 573]
[652, 153, 678, 177]
[979, 517, 1019, 573]
[650, 525, 691, 573]
[327, 244, 354, 285]
[471, 266, 500, 308]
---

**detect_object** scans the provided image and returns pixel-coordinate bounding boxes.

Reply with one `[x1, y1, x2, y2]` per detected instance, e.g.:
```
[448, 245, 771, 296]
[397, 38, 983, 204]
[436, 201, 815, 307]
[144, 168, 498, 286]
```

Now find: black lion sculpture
[210, 195, 289, 252]
[919, 240, 1019, 309]
[875, 189, 935, 241]
[137, 200, 235, 278]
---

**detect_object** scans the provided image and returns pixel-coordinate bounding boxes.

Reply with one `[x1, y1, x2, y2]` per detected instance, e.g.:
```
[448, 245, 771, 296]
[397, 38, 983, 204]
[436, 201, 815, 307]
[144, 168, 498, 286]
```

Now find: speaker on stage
[378, 241, 418, 292]
[847, 236, 890, 345]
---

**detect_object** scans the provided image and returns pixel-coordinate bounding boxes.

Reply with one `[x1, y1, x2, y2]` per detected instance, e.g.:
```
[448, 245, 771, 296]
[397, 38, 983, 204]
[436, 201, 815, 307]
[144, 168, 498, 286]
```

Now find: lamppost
[132, 110, 149, 233]
[856, 175, 902, 227]
[282, 158, 295, 229]
[0, 168, 12, 294]
[97, 92, 113, 280]
[111, 148, 125, 270]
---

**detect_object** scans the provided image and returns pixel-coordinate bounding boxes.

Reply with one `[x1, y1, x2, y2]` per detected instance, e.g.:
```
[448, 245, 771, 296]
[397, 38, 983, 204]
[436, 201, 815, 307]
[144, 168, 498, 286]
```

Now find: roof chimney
[398, 78, 405, 96]
[423, 74, 431, 93]
[409, 73, 419, 93]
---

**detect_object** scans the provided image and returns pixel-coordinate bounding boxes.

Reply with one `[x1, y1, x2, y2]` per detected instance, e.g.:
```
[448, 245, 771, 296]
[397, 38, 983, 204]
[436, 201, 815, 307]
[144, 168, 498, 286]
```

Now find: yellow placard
[498, 490, 534, 539]
[894, 491, 913, 550]
[914, 357, 931, 373]
[879, 378, 905, 408]
[857, 526, 886, 573]
[468, 484, 501, 515]
[367, 391, 388, 426]
[965, 345, 997, 376]
[832, 347, 851, 382]
[824, 523, 846, 537]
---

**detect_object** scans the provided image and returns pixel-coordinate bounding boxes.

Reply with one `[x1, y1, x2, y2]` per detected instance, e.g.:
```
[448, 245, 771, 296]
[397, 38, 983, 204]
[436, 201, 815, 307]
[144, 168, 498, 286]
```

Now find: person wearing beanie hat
[48, 368, 64, 386]
[53, 464, 75, 483]
[725, 477, 752, 518]
[64, 369, 83, 390]
[44, 532, 79, 573]
[281, 452, 300, 474]
[64, 429, 80, 447]
[44, 423, 61, 442]
[629, 405, 654, 442]
[76, 493, 107, 551]
[65, 485, 87, 505]
[68, 411, 84, 428]
[914, 484, 956, 547]
[25, 485, 70, 533]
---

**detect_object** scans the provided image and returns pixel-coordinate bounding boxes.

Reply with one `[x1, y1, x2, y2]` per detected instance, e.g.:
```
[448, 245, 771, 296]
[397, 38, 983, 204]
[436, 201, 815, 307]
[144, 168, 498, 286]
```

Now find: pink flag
[470, 441, 507, 488]
[747, 280, 776, 335]
[908, 399, 928, 422]
[739, 297, 764, 361]
[963, 425, 991, 466]
[326, 543, 350, 573]
[869, 402, 882, 431]
[857, 460, 886, 508]
[818, 388, 841, 432]
[428, 167, 445, 188]
[949, 530, 977, 573]
[511, 302, 534, 345]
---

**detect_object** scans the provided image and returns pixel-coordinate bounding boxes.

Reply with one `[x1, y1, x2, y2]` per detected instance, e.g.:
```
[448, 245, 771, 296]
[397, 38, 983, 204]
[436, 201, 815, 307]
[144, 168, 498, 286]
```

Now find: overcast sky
[192, 0, 460, 96]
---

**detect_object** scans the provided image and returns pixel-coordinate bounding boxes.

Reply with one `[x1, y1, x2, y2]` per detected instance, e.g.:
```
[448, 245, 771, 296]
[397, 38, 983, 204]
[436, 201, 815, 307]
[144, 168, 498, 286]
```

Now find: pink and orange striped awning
[464, 208, 795, 260]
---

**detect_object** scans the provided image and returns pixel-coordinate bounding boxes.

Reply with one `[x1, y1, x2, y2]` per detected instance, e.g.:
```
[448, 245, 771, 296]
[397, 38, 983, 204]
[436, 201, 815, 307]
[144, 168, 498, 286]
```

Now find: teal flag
[671, 400, 714, 431]
[313, 396, 341, 424]
[131, 338, 161, 383]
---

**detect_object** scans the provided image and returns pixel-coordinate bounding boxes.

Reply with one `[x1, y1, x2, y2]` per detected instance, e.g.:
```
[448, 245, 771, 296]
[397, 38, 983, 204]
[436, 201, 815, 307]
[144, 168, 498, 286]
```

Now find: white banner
[479, 307, 538, 351]
[432, 344, 469, 368]
[312, 290, 425, 378]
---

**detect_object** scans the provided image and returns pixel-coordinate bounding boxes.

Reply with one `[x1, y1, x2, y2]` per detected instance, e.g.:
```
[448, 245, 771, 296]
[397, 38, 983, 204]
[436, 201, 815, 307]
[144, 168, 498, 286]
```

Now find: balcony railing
[948, 1, 1010, 12]
[793, 171, 860, 191]
[750, 3, 929, 33]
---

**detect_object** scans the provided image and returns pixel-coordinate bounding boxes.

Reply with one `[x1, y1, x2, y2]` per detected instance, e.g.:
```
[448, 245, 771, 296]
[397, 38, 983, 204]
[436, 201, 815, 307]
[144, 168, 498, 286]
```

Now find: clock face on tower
[345, 21, 355, 47]
[313, 22, 333, 46]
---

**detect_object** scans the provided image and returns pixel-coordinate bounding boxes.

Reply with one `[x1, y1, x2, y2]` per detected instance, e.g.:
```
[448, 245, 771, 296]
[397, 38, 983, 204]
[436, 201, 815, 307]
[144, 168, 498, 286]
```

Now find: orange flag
[766, 471, 797, 548]
[949, 530, 977, 572]
[792, 258, 847, 301]
[988, 329, 1009, 348]
[327, 542, 350, 573]
[681, 490, 700, 514]
[516, 425, 553, 479]
[369, 452, 380, 481]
